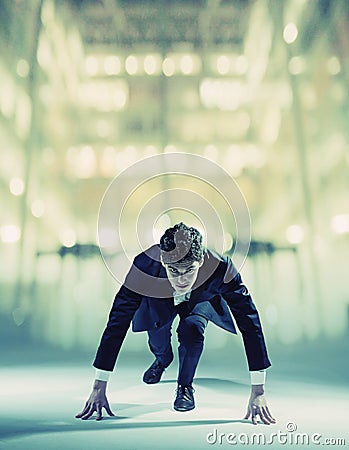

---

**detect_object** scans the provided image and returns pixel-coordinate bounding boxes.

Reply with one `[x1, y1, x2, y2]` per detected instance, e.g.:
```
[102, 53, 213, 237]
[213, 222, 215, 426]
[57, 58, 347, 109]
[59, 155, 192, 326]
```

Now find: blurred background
[0, 0, 348, 367]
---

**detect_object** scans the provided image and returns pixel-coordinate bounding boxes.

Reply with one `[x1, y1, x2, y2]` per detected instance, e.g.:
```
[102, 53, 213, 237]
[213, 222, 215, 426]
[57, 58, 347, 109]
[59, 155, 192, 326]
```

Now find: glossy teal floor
[0, 340, 348, 450]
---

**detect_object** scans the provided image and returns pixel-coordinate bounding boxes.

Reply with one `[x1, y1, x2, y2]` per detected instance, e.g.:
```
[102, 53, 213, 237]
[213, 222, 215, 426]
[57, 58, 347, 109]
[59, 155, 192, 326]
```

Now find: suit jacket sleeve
[220, 258, 271, 371]
[93, 282, 143, 372]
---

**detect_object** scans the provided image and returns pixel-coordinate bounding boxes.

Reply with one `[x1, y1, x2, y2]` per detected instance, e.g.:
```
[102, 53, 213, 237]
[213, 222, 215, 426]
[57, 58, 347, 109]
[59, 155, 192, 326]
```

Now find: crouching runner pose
[76, 222, 276, 425]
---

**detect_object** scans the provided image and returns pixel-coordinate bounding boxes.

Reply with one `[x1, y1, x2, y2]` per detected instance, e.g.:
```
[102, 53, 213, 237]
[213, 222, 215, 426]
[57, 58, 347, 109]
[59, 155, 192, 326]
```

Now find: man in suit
[76, 222, 275, 424]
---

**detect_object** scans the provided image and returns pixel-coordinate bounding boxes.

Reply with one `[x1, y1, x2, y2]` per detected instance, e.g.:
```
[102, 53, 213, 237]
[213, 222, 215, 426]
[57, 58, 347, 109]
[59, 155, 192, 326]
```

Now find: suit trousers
[147, 306, 208, 386]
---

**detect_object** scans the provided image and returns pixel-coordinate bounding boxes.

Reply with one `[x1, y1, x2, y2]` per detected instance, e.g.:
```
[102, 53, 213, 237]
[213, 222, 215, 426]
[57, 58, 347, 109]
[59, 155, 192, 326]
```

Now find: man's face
[162, 258, 203, 294]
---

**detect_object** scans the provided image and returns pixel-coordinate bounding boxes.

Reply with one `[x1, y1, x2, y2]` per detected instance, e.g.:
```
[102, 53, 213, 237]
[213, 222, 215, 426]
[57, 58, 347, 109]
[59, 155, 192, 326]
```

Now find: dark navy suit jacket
[93, 245, 271, 372]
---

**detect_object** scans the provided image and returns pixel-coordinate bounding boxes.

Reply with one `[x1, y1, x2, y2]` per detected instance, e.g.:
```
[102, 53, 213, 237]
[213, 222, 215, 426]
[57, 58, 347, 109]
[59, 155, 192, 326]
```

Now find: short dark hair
[159, 222, 204, 264]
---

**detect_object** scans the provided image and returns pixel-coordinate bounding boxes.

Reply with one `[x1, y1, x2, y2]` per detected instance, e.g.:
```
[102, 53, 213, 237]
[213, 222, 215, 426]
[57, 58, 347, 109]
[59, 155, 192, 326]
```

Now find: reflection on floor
[0, 340, 348, 450]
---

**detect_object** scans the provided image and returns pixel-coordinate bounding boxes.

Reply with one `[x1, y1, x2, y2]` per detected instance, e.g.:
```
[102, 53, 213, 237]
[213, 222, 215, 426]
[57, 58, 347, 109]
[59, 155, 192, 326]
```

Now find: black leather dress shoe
[142, 359, 166, 384]
[173, 384, 195, 411]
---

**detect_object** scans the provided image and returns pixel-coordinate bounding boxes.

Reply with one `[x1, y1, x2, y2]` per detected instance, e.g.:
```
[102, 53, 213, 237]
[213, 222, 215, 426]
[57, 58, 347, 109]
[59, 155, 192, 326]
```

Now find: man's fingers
[243, 407, 250, 420]
[251, 406, 258, 425]
[96, 404, 102, 421]
[105, 402, 115, 417]
[258, 408, 271, 425]
[261, 406, 272, 422]
[265, 406, 276, 422]
[76, 398, 116, 421]
[81, 403, 96, 420]
[75, 402, 90, 418]
[262, 406, 276, 423]
[251, 406, 274, 425]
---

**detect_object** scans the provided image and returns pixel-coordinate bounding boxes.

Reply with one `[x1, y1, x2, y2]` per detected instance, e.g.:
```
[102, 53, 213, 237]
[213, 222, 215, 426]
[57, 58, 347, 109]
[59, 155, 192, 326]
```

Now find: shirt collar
[173, 290, 192, 299]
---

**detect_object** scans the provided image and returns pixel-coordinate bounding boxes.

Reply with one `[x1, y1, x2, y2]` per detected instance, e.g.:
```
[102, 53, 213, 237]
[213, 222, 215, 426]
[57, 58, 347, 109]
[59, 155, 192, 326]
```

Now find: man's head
[159, 222, 205, 293]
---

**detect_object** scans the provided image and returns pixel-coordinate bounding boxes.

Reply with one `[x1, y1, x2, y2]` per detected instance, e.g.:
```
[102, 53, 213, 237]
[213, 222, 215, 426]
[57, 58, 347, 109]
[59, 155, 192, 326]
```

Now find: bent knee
[178, 315, 207, 339]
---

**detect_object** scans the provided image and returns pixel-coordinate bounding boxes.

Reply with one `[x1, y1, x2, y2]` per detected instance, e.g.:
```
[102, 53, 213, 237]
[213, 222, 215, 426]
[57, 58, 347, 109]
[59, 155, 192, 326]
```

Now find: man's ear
[198, 257, 204, 267]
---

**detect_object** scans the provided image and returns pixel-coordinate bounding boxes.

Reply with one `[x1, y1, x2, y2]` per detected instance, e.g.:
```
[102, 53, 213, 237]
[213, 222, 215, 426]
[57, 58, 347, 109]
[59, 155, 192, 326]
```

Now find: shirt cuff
[95, 369, 112, 382]
[250, 369, 266, 385]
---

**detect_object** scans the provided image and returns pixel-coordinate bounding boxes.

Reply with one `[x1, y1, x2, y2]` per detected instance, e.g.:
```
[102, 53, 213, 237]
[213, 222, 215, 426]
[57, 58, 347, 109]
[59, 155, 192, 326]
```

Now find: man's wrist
[93, 379, 107, 391]
[251, 384, 265, 395]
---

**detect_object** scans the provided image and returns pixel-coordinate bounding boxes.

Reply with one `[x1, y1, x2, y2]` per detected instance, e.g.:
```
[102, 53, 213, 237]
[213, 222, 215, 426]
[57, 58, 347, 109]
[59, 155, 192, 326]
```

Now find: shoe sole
[143, 379, 161, 384]
[173, 405, 195, 412]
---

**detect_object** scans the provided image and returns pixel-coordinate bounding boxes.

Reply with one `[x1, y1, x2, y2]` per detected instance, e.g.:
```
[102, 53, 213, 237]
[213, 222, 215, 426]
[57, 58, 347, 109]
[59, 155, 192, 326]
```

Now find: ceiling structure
[72, 0, 252, 49]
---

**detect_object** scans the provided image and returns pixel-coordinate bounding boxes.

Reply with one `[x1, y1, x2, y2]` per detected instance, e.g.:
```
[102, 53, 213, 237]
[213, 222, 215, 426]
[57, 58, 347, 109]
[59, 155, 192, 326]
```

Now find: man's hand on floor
[244, 384, 276, 425]
[75, 380, 115, 421]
